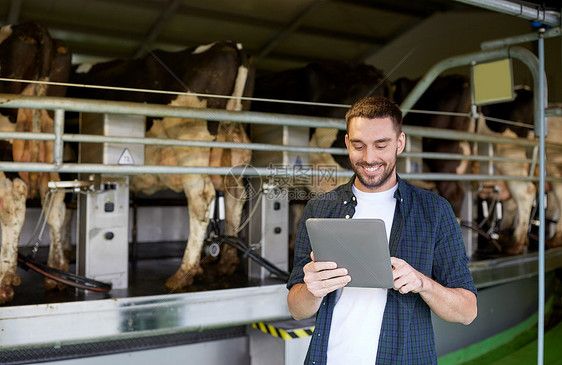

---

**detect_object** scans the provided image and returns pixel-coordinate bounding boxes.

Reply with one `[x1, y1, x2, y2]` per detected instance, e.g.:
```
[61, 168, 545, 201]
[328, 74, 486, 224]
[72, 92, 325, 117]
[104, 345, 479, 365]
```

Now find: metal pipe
[63, 133, 350, 155]
[0, 162, 354, 177]
[400, 48, 512, 115]
[509, 46, 546, 136]
[401, 151, 537, 164]
[399, 46, 545, 138]
[481, 27, 561, 50]
[1, 160, 559, 183]
[537, 28, 547, 365]
[0, 131, 53, 141]
[0, 95, 555, 148]
[61, 126, 560, 150]
[546, 107, 562, 117]
[53, 109, 64, 166]
[0, 129, 554, 164]
[0, 94, 345, 130]
[453, 0, 560, 27]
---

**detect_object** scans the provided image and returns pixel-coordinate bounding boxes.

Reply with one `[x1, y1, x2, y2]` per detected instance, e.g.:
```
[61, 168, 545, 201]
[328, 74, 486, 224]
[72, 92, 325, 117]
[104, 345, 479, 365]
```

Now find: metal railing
[0, 93, 561, 183]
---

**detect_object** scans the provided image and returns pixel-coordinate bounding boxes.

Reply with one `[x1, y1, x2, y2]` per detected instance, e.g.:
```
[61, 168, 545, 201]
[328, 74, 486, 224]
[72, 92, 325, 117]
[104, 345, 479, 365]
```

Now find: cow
[252, 61, 391, 252]
[253, 61, 392, 193]
[545, 110, 562, 248]
[68, 41, 255, 290]
[253, 67, 473, 232]
[0, 22, 72, 304]
[392, 75, 473, 217]
[476, 86, 537, 255]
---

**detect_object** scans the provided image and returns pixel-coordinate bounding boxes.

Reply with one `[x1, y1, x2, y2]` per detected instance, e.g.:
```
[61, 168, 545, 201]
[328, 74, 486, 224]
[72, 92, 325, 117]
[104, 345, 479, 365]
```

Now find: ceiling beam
[133, 0, 181, 59]
[7, 0, 22, 24]
[330, 0, 434, 17]
[36, 2, 386, 53]
[255, 0, 326, 63]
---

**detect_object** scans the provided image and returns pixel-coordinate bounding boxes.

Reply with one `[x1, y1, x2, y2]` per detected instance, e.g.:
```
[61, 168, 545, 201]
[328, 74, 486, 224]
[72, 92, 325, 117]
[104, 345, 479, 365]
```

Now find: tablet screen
[306, 218, 394, 288]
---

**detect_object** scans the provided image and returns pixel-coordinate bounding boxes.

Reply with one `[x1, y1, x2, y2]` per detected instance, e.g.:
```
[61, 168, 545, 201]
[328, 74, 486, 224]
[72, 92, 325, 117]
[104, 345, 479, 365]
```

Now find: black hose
[17, 253, 112, 292]
[460, 220, 494, 240]
[217, 236, 290, 281]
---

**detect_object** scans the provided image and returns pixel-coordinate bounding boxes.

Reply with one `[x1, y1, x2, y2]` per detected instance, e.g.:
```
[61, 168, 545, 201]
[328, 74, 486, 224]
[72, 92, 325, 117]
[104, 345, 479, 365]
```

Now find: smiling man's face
[345, 116, 405, 193]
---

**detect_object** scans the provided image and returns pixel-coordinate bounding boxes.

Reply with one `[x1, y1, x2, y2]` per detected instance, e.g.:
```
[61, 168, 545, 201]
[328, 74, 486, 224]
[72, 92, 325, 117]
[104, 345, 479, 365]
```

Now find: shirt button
[352, 196, 356, 201]
[343, 200, 348, 205]
[345, 215, 350, 219]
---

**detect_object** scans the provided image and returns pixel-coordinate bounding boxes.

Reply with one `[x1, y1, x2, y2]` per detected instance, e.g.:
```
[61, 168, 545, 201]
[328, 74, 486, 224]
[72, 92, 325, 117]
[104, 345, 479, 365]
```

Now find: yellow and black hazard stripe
[252, 322, 314, 340]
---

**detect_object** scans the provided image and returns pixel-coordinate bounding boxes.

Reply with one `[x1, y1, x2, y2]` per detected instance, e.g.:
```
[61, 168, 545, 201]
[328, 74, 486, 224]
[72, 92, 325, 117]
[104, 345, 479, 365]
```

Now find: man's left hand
[390, 257, 425, 294]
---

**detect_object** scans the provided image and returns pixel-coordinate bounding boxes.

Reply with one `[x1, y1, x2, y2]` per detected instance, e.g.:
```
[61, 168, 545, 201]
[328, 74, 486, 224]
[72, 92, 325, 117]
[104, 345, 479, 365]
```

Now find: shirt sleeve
[286, 200, 316, 290]
[432, 198, 477, 295]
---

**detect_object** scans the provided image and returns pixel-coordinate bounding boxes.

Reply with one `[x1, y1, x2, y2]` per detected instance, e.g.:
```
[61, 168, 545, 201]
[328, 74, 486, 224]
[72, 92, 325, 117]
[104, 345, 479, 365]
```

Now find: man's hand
[287, 252, 351, 320]
[390, 257, 477, 325]
[391, 256, 425, 294]
[304, 252, 351, 297]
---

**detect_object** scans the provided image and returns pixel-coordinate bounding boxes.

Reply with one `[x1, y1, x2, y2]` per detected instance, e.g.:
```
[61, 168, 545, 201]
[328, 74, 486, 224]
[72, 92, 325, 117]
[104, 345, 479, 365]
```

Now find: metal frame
[0, 284, 291, 348]
[0, 93, 561, 182]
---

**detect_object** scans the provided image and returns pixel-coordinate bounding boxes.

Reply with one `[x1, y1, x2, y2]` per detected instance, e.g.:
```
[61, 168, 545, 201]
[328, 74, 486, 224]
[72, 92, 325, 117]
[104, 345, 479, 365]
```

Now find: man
[287, 96, 477, 364]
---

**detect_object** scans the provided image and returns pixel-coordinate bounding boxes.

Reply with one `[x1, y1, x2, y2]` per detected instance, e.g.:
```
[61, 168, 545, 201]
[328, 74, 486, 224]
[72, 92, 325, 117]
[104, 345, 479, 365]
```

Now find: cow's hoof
[64, 248, 75, 261]
[44, 262, 69, 291]
[0, 273, 21, 304]
[216, 247, 239, 276]
[502, 241, 526, 255]
[44, 277, 66, 291]
[165, 266, 203, 291]
[503, 246, 524, 255]
[497, 233, 526, 255]
[0, 284, 14, 304]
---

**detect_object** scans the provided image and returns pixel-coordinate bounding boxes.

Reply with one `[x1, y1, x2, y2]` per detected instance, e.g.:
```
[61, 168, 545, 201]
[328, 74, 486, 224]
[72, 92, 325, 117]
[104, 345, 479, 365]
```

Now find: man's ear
[345, 133, 350, 150]
[397, 132, 406, 155]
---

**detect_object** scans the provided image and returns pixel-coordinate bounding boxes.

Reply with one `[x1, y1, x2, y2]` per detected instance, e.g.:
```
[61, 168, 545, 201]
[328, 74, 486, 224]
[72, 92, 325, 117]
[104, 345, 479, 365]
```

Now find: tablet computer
[305, 218, 394, 288]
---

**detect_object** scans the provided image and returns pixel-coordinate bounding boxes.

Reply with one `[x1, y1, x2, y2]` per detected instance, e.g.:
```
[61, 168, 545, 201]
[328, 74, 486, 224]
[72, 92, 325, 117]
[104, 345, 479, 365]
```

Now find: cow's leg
[209, 122, 251, 276]
[61, 205, 74, 260]
[41, 174, 68, 291]
[502, 180, 535, 255]
[165, 175, 215, 290]
[0, 175, 27, 304]
[215, 176, 245, 276]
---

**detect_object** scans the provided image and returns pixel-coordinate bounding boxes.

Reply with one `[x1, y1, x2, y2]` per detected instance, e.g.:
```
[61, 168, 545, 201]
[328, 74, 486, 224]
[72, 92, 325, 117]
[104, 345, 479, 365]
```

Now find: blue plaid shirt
[287, 175, 477, 364]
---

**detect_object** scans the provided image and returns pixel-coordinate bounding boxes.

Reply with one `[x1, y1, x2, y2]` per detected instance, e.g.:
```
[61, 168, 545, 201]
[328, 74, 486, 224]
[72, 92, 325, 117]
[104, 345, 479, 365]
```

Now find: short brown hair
[345, 96, 402, 134]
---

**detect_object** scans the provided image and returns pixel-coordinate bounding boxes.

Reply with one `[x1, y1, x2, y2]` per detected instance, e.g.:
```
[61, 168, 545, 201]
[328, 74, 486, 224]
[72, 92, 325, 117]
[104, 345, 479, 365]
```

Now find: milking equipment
[76, 112, 145, 289]
[248, 122, 310, 282]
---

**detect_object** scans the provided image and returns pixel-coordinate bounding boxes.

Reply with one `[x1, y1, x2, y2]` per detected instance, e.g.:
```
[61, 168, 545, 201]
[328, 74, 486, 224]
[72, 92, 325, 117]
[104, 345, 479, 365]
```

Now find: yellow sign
[472, 58, 514, 105]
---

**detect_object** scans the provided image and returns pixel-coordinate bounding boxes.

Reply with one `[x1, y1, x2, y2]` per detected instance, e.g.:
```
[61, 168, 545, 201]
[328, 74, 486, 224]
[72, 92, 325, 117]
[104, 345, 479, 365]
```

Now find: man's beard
[350, 156, 397, 190]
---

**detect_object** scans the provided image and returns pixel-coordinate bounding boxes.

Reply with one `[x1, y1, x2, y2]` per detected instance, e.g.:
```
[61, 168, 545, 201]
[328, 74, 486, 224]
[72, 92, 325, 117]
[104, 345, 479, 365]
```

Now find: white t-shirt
[326, 184, 397, 365]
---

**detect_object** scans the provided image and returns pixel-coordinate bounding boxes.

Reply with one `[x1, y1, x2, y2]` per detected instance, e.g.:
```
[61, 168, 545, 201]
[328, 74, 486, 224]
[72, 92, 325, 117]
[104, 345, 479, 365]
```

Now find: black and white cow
[254, 65, 472, 216]
[68, 41, 255, 290]
[393, 74, 473, 217]
[477, 87, 562, 255]
[0, 22, 72, 304]
[253, 61, 392, 192]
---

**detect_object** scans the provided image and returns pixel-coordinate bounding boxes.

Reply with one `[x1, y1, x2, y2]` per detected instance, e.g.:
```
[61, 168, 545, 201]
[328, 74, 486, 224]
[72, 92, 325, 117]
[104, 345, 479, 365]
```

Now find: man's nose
[363, 146, 378, 163]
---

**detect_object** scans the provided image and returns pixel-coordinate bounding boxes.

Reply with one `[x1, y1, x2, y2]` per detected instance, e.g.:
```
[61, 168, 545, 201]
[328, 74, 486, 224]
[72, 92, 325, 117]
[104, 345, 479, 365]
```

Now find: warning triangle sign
[118, 148, 135, 165]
